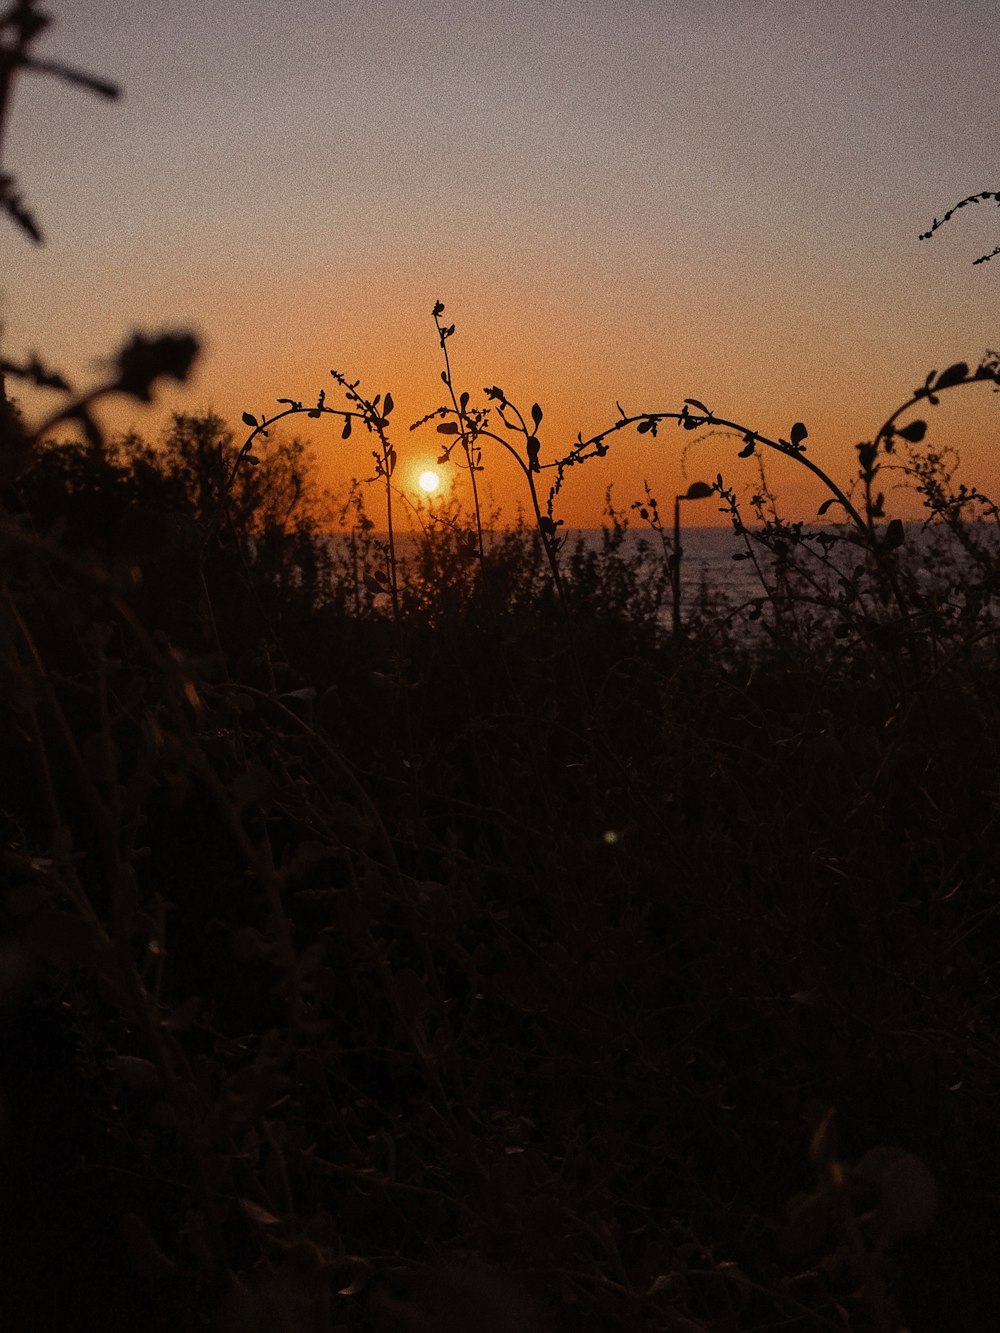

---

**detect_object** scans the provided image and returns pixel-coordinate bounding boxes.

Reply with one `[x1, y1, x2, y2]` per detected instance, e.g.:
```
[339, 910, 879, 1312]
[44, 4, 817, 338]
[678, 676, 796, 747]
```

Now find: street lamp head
[672, 481, 713, 636]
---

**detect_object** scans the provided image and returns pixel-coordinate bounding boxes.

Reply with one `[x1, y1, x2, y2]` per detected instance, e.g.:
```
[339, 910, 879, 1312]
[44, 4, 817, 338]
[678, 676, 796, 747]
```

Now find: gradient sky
[4, 0, 999, 528]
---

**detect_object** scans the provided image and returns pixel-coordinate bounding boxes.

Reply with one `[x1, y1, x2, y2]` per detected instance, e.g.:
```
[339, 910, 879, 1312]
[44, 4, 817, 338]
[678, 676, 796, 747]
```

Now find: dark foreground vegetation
[4, 4, 1000, 1330]
[3, 393, 1000, 1333]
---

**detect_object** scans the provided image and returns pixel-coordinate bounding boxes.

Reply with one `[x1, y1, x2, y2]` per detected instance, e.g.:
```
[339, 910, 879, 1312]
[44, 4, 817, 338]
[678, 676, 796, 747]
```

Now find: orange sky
[4, 1, 999, 530]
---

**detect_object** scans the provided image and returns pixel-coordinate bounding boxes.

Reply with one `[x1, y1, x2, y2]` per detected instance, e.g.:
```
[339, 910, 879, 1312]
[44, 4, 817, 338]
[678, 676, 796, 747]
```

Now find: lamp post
[672, 481, 714, 636]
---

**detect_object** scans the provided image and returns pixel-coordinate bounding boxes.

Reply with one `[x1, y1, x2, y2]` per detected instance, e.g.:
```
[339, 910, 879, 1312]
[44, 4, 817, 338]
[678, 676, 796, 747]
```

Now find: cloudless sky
[4, 0, 999, 527]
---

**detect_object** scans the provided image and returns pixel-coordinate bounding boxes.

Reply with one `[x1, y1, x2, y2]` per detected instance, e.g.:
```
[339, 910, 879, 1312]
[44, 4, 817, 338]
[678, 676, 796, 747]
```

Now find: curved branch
[919, 191, 1000, 264]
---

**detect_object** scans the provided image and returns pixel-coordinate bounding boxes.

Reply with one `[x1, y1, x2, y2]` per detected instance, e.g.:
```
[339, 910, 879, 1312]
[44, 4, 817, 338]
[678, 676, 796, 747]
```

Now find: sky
[3, 0, 999, 529]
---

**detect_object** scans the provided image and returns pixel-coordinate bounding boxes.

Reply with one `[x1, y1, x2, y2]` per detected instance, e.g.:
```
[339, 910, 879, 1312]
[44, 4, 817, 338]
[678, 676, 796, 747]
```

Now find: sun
[418, 469, 440, 494]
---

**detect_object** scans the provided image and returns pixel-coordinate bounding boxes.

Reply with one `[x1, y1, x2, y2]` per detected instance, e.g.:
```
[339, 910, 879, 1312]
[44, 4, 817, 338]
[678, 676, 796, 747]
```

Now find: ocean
[560, 521, 1000, 611]
[331, 520, 1000, 628]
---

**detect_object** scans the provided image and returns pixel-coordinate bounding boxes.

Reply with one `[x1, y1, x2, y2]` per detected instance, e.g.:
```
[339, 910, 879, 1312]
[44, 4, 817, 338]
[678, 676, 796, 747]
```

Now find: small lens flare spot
[418, 470, 440, 493]
[602, 830, 620, 846]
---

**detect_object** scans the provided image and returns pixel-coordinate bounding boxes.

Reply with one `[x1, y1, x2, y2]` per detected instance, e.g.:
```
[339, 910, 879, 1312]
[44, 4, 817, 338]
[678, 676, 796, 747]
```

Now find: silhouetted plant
[920, 189, 1000, 265]
[410, 308, 569, 596]
[0, 17, 195, 461]
[426, 299, 489, 566]
[229, 375, 410, 633]
[0, 0, 119, 245]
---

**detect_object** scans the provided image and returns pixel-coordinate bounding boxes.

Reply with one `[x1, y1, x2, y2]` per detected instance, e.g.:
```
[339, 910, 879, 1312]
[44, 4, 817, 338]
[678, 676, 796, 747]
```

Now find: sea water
[339, 521, 1000, 627]
[564, 522, 1000, 607]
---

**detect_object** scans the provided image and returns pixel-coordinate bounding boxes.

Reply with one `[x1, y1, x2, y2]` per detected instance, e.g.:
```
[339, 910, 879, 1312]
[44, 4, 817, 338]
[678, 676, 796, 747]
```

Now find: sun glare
[418, 469, 440, 494]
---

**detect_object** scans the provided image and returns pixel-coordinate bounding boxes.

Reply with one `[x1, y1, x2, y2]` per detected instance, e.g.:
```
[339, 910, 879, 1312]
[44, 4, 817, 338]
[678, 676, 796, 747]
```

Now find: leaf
[114, 332, 199, 402]
[0, 172, 43, 243]
[883, 518, 905, 550]
[817, 497, 842, 516]
[341, 416, 352, 439]
[738, 439, 755, 458]
[242, 411, 257, 428]
[239, 1198, 284, 1227]
[790, 421, 808, 447]
[880, 1154, 939, 1239]
[809, 1107, 838, 1173]
[437, 421, 459, 434]
[1, 353, 70, 390]
[33, 60, 120, 102]
[853, 1149, 938, 1244]
[897, 419, 927, 443]
[244, 455, 260, 466]
[114, 1054, 161, 1093]
[636, 419, 653, 434]
[684, 398, 710, 414]
[383, 391, 394, 416]
[934, 361, 969, 391]
[531, 402, 543, 428]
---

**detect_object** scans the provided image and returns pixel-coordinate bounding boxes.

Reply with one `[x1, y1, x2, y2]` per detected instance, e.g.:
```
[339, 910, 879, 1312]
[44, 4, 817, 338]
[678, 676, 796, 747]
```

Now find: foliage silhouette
[920, 190, 1000, 265]
[0, 0, 119, 244]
